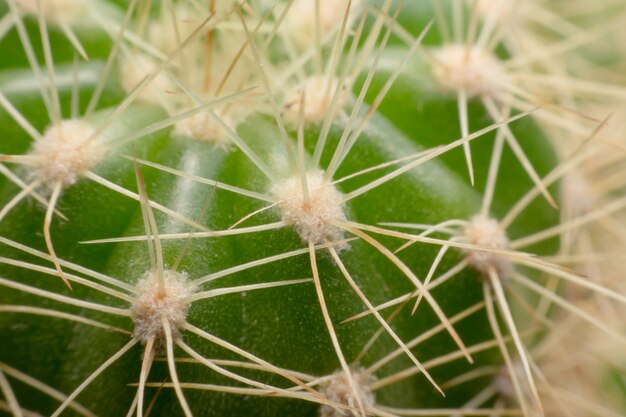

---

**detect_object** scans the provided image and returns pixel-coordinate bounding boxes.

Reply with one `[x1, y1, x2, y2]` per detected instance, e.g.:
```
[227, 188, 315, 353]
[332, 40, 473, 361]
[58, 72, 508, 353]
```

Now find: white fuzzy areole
[319, 370, 375, 417]
[562, 173, 596, 216]
[431, 44, 508, 98]
[493, 364, 535, 408]
[272, 172, 347, 247]
[15, 0, 87, 24]
[131, 270, 195, 344]
[283, 76, 348, 125]
[493, 365, 516, 402]
[30, 119, 102, 187]
[283, 0, 361, 48]
[119, 55, 173, 105]
[461, 216, 510, 274]
[173, 110, 231, 145]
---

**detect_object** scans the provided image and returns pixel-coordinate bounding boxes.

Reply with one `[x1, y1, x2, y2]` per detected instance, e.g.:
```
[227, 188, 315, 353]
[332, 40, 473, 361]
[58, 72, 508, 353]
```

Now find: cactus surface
[0, 1, 625, 417]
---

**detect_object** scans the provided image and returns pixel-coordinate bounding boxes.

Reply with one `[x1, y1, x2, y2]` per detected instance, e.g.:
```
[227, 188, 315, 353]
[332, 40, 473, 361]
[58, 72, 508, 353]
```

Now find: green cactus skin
[0, 1, 623, 417]
[0, 91, 548, 416]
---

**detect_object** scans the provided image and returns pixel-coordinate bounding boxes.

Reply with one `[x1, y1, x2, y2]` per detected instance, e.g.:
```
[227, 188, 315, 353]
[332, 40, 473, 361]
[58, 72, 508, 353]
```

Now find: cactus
[0, 1, 625, 416]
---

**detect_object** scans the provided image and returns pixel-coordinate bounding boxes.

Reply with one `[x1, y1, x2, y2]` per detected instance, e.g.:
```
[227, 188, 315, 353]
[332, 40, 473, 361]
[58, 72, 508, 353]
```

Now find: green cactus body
[0, 90, 535, 416]
[0, 1, 623, 417]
